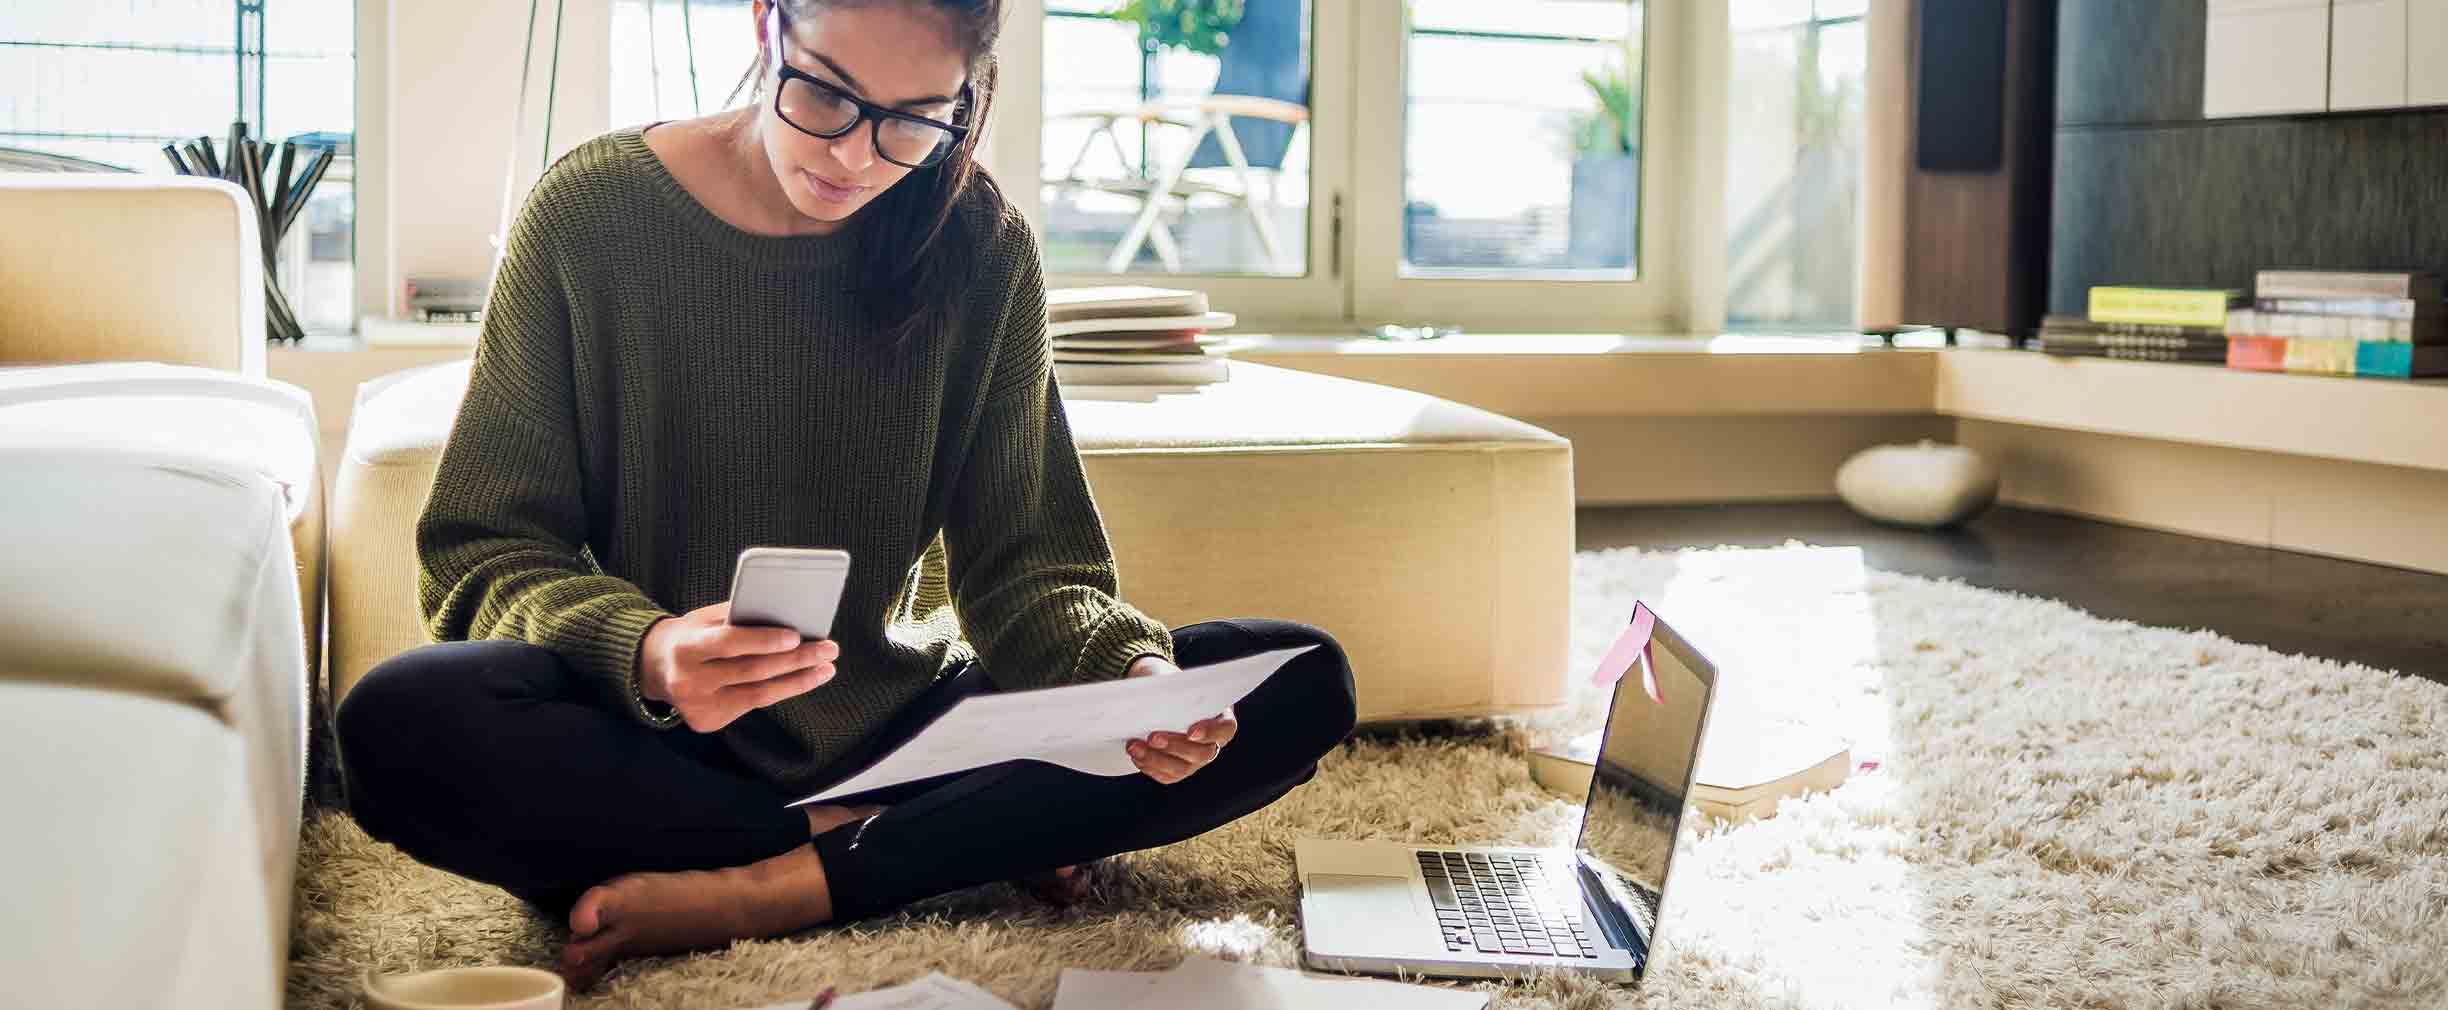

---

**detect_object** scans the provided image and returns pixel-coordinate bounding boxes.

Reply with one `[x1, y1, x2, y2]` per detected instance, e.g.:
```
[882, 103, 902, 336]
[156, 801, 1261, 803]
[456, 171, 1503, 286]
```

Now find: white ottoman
[328, 360, 1574, 723]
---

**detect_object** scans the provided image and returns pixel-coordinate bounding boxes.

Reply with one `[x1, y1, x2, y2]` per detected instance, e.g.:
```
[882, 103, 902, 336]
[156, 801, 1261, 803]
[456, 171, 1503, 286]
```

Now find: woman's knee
[1235, 620, 1357, 751]
[335, 640, 560, 781]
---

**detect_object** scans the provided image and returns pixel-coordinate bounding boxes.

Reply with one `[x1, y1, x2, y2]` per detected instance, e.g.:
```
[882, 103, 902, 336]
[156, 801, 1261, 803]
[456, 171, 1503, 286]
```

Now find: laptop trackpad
[1306, 874, 1423, 957]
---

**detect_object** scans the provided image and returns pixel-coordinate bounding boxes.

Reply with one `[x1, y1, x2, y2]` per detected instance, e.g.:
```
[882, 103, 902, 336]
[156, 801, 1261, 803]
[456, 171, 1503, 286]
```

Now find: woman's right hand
[638, 602, 839, 732]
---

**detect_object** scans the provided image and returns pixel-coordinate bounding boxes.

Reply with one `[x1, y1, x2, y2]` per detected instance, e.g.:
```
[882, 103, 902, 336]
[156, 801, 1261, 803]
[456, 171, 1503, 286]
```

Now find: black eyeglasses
[767, 6, 971, 169]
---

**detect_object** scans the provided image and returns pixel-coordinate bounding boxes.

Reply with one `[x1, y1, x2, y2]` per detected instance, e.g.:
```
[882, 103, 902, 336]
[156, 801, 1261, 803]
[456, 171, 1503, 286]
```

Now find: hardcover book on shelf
[2086, 287, 2246, 329]
[2039, 344, 2226, 363]
[1048, 311, 1237, 339]
[2227, 336, 2286, 372]
[2036, 328, 2227, 352]
[1054, 345, 1221, 363]
[1053, 358, 1231, 387]
[2039, 314, 2227, 340]
[1045, 285, 1209, 322]
[2226, 310, 2442, 343]
[2253, 270, 2442, 302]
[1043, 287, 1240, 388]
[2253, 297, 2439, 321]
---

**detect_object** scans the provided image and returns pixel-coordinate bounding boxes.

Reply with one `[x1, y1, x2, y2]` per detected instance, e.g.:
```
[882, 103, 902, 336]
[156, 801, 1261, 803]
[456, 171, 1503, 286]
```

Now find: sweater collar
[616, 123, 860, 273]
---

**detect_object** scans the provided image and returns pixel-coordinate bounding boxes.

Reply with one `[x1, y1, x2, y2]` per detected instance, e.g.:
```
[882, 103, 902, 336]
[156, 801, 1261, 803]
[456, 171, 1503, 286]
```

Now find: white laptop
[1295, 602, 1719, 982]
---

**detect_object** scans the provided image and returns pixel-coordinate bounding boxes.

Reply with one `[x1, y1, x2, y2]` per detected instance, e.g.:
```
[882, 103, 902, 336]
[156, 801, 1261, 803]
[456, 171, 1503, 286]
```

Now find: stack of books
[1046, 286, 1241, 388]
[2035, 286, 2243, 363]
[2226, 270, 2447, 379]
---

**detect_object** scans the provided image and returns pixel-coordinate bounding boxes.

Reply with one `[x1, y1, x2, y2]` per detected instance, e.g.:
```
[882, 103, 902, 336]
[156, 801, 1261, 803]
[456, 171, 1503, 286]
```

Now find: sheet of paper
[1050, 968, 1169, 1010]
[739, 971, 1018, 1010]
[793, 645, 1314, 806]
[1156, 957, 1491, 1010]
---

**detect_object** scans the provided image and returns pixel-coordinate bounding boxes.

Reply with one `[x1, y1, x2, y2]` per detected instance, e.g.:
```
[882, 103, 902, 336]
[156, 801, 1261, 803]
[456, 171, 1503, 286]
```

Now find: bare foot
[1018, 858, 1106, 906]
[559, 844, 834, 990]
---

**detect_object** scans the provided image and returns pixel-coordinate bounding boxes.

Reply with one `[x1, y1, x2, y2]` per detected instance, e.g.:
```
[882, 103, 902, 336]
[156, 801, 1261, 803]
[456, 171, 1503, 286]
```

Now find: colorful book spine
[2225, 337, 2446, 377]
[2353, 343, 2446, 378]
[2227, 336, 2286, 372]
[2088, 287, 2245, 328]
[2282, 338, 2358, 375]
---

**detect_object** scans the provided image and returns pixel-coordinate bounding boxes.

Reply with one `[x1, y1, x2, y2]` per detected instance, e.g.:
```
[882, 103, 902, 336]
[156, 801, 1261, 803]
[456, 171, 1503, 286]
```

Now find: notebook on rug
[1053, 957, 1487, 1010]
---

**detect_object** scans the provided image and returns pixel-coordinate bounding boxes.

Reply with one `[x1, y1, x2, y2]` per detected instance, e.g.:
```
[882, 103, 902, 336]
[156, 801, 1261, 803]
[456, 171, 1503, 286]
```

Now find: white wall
[358, 0, 612, 321]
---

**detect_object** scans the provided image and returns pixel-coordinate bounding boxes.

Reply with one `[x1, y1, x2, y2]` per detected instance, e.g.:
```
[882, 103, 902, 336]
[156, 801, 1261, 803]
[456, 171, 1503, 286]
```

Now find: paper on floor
[795, 646, 1315, 806]
[1050, 968, 1170, 1008]
[1053, 957, 1488, 1010]
[741, 971, 1019, 1010]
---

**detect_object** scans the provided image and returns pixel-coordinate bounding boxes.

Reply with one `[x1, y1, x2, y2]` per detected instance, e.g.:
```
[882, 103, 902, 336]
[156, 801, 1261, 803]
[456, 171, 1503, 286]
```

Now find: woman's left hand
[1124, 656, 1237, 784]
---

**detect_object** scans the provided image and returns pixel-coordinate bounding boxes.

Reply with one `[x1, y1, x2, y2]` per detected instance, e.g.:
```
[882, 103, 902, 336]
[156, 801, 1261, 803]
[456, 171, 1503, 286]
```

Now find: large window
[1401, 2, 1643, 279]
[1038, 0, 1313, 278]
[2, 1, 358, 335]
[610, 0, 758, 128]
[1008, 0, 1669, 329]
[1723, 0, 1865, 331]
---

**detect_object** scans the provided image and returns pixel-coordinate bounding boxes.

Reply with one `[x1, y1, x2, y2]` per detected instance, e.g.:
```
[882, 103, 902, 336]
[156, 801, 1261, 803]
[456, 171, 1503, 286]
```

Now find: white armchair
[0, 173, 320, 1008]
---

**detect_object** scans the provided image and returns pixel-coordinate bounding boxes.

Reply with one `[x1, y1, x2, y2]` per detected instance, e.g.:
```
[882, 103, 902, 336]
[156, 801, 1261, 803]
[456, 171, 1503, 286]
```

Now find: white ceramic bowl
[363, 966, 565, 1010]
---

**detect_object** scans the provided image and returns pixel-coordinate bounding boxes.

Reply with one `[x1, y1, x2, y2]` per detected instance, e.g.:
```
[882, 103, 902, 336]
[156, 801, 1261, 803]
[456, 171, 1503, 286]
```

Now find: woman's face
[754, 1, 969, 227]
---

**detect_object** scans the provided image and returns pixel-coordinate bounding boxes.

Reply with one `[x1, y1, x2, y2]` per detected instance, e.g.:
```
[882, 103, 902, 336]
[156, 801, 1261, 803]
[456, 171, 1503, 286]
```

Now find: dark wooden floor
[1577, 503, 2448, 687]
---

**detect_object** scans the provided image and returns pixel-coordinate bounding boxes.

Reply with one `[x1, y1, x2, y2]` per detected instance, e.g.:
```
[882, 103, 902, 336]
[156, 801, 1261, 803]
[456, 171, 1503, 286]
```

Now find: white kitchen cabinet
[2204, 0, 2336, 117]
[2330, 0, 2410, 109]
[2412, 0, 2448, 105]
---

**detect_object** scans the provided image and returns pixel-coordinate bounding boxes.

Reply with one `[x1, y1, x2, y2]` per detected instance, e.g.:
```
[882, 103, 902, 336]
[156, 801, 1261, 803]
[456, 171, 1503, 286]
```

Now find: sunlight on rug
[288, 545, 2448, 1009]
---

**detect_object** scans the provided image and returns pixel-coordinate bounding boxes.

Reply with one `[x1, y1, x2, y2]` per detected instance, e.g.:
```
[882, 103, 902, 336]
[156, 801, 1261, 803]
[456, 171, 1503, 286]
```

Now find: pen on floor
[805, 986, 836, 1009]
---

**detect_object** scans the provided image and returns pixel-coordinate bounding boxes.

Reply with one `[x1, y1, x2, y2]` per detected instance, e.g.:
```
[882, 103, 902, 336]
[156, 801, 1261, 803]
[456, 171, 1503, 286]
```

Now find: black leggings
[335, 619, 1356, 921]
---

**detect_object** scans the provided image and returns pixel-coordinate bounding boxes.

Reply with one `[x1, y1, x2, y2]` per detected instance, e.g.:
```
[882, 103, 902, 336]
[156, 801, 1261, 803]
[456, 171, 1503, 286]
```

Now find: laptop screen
[1571, 603, 1717, 973]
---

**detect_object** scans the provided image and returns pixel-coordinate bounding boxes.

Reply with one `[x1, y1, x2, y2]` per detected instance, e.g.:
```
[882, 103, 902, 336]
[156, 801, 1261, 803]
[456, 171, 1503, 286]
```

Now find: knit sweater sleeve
[940, 215, 1176, 689]
[413, 183, 676, 723]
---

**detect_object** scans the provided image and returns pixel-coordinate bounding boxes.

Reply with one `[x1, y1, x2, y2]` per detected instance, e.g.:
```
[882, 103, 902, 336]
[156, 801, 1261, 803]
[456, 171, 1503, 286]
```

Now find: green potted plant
[1563, 57, 1641, 269]
[1107, 0, 1246, 56]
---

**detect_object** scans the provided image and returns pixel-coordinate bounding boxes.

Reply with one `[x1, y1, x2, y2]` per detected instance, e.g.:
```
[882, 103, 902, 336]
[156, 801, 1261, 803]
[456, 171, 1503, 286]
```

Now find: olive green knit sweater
[416, 125, 1174, 789]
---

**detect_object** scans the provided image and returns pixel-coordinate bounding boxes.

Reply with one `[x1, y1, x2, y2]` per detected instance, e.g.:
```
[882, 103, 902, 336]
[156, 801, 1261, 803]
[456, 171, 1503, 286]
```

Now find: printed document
[791, 646, 1315, 806]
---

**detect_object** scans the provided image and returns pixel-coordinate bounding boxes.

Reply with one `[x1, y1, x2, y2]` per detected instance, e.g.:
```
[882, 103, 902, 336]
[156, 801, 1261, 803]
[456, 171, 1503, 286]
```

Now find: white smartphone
[726, 546, 852, 641]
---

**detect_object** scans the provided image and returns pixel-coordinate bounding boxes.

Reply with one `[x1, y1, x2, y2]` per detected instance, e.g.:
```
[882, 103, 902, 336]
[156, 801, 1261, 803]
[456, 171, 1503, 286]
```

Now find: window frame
[1351, 0, 1688, 332]
[992, 0, 1694, 333]
[991, 0, 1355, 328]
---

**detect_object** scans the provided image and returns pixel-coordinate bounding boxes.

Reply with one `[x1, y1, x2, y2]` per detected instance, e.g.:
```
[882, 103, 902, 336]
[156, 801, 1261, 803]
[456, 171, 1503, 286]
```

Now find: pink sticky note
[1593, 603, 1659, 703]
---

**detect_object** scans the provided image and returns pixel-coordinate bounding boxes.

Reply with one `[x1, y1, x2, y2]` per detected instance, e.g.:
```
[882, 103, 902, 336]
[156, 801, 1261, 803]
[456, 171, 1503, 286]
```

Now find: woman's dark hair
[735, 0, 1008, 344]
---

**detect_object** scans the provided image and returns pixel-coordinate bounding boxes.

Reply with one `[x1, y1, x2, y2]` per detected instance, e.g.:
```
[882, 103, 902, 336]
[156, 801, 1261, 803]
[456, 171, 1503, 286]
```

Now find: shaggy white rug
[286, 545, 2448, 1009]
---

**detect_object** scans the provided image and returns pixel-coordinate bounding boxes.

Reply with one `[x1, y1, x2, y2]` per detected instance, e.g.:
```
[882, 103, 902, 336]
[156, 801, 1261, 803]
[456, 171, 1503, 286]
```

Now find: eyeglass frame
[765, 4, 974, 169]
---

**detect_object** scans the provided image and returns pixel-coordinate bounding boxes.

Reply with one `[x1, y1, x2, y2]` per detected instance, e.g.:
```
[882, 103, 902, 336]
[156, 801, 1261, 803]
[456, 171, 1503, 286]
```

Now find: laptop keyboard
[1414, 850, 1599, 959]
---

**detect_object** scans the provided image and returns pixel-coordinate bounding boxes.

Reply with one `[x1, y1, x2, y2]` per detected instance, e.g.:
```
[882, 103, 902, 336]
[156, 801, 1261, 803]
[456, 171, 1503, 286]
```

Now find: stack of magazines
[1047, 286, 1241, 388]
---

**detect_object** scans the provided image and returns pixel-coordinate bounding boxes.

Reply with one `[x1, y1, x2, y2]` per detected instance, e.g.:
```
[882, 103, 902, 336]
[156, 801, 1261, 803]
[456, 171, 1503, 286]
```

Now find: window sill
[1237, 332, 1892, 357]
[1231, 332, 1941, 418]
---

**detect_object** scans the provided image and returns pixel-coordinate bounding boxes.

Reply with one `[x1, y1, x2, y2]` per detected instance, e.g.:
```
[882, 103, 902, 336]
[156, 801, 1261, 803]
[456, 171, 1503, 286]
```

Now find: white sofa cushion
[0, 684, 281, 1008]
[0, 364, 321, 694]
